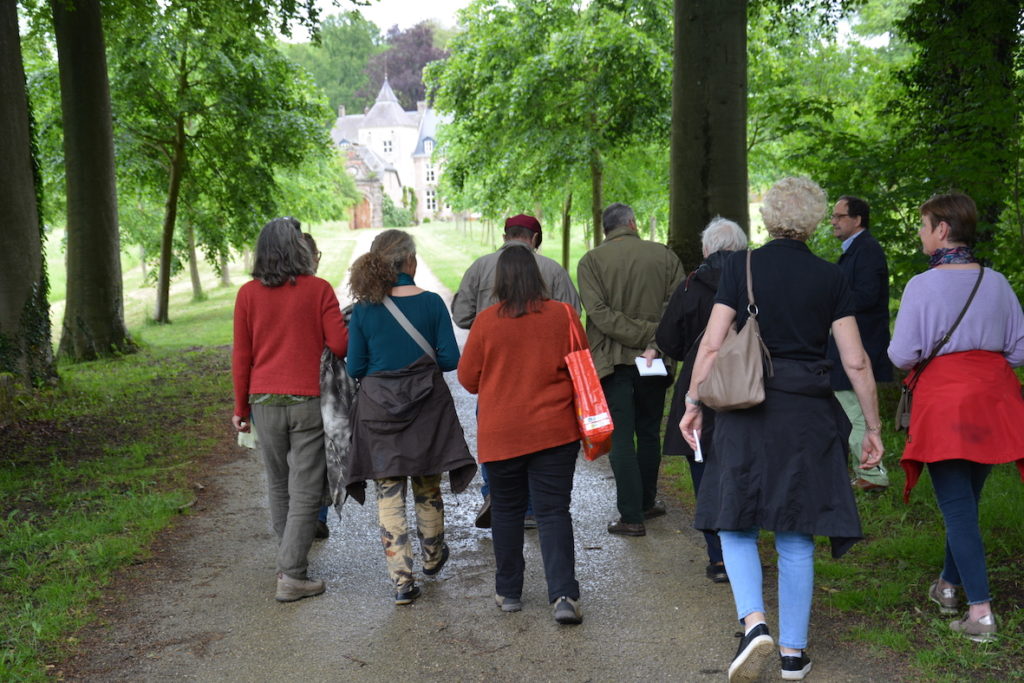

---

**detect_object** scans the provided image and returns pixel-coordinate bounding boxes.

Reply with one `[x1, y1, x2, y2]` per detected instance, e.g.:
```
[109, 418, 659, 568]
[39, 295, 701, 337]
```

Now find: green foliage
[278, 12, 383, 117]
[275, 149, 362, 224]
[382, 192, 413, 228]
[427, 0, 673, 226]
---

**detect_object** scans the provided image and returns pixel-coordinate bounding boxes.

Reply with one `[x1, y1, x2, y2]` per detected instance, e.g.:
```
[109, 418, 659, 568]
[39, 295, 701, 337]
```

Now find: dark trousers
[687, 457, 723, 564]
[487, 440, 580, 603]
[928, 459, 993, 604]
[602, 365, 668, 524]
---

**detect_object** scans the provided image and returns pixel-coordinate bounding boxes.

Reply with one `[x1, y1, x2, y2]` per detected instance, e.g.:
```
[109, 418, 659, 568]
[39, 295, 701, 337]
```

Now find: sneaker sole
[728, 635, 774, 683]
[495, 595, 523, 612]
[276, 587, 325, 602]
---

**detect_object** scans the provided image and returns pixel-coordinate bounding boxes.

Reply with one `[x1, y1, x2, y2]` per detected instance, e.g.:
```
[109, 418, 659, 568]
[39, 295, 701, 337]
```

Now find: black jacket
[656, 251, 735, 456]
[827, 230, 893, 389]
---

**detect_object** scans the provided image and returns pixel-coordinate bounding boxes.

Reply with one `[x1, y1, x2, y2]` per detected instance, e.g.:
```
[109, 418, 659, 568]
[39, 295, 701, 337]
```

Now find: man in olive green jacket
[578, 203, 685, 537]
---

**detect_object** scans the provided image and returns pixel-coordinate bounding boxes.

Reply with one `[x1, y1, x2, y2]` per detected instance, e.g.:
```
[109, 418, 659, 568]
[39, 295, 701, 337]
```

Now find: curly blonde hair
[760, 177, 827, 241]
[348, 229, 416, 303]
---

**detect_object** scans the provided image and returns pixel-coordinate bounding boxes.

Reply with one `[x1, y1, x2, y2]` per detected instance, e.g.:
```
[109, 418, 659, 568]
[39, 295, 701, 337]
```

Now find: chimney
[338, 104, 346, 118]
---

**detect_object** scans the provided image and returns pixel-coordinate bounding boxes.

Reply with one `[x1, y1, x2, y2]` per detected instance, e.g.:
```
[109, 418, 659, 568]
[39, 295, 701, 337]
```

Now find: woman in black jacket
[656, 217, 747, 584]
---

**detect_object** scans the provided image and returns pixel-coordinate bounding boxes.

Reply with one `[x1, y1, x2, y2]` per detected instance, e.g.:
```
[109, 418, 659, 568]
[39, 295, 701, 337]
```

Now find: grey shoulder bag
[698, 250, 774, 411]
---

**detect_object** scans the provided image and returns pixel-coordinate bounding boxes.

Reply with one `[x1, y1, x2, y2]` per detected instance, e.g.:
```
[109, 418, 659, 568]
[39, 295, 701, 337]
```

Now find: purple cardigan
[888, 267, 1024, 370]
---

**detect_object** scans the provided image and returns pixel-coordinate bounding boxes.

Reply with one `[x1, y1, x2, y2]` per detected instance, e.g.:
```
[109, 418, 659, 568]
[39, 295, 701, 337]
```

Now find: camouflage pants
[375, 475, 445, 591]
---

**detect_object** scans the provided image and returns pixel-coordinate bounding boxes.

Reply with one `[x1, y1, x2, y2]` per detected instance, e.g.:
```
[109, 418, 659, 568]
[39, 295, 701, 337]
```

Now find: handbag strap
[744, 249, 758, 319]
[564, 302, 586, 352]
[382, 295, 436, 361]
[908, 266, 984, 389]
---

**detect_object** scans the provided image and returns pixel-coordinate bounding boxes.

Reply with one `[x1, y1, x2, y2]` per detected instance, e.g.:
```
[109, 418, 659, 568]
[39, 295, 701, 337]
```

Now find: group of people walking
[231, 178, 1024, 680]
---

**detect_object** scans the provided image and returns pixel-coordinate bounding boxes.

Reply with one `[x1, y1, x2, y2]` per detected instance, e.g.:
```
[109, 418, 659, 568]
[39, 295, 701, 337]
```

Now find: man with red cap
[452, 213, 581, 528]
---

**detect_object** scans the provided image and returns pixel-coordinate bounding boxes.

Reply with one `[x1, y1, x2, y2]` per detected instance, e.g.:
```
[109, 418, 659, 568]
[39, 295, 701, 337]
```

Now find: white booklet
[634, 356, 668, 376]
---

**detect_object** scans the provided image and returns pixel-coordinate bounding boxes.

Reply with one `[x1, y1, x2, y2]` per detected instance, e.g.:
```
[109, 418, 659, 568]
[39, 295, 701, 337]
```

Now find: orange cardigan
[458, 300, 583, 462]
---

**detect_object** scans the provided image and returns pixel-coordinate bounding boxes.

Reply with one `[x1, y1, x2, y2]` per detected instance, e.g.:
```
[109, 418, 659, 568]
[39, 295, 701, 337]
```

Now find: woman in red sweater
[458, 246, 584, 625]
[232, 217, 348, 603]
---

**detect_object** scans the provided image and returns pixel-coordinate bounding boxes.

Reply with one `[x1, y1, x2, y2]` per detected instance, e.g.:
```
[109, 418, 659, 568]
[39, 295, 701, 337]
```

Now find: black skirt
[693, 358, 863, 558]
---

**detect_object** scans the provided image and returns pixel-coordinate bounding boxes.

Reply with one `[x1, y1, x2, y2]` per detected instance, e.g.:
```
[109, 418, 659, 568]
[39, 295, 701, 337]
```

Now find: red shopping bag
[563, 304, 614, 460]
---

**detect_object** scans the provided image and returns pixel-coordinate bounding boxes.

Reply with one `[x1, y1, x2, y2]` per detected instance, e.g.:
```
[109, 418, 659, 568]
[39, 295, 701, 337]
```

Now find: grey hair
[701, 217, 748, 255]
[760, 177, 827, 241]
[601, 202, 635, 235]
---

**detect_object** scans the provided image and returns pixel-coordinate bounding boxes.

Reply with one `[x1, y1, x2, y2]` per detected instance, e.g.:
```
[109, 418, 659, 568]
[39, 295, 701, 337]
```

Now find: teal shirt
[347, 274, 460, 378]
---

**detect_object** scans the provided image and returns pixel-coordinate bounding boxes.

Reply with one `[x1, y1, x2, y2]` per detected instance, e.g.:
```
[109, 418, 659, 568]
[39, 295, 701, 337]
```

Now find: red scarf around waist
[901, 350, 1024, 501]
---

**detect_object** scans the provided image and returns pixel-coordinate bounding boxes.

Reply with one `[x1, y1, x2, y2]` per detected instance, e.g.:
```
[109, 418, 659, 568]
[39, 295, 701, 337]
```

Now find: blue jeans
[927, 459, 993, 604]
[720, 528, 815, 650]
[687, 457, 723, 565]
[487, 440, 580, 603]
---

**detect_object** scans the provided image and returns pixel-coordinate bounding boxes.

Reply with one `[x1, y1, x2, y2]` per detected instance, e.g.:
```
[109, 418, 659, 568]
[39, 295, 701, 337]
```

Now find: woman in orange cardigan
[458, 246, 584, 625]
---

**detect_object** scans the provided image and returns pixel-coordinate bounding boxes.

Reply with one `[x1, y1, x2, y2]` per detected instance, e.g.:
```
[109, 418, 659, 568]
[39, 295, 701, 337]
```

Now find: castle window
[425, 140, 434, 155]
[426, 165, 435, 183]
[383, 139, 393, 154]
[426, 189, 437, 211]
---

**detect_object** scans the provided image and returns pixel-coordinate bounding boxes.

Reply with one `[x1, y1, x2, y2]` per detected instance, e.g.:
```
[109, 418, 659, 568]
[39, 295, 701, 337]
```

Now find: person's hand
[680, 401, 702, 449]
[859, 430, 884, 468]
[232, 415, 250, 433]
[641, 348, 658, 367]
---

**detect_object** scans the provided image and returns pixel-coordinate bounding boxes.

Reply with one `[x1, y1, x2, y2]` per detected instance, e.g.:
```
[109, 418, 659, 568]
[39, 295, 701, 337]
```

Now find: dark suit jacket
[827, 230, 893, 389]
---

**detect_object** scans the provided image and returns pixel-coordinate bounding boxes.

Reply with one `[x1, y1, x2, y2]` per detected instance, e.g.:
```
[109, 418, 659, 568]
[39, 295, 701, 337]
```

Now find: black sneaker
[475, 495, 492, 529]
[422, 544, 449, 576]
[394, 584, 421, 606]
[728, 623, 774, 682]
[780, 652, 812, 680]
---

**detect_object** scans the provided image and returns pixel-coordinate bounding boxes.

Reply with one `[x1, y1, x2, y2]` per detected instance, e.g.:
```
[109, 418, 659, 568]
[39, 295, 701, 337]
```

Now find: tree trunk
[186, 222, 203, 301]
[590, 146, 603, 245]
[52, 0, 133, 360]
[155, 112, 187, 323]
[219, 252, 231, 286]
[648, 215, 657, 240]
[0, 1, 55, 385]
[670, 0, 748, 269]
[561, 191, 573, 271]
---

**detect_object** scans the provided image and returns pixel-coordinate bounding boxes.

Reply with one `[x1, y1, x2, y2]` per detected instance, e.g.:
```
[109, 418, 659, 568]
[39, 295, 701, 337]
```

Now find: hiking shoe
[394, 584, 422, 606]
[728, 623, 774, 682]
[780, 652, 812, 680]
[607, 519, 646, 536]
[475, 495, 492, 529]
[928, 580, 960, 614]
[314, 519, 330, 540]
[422, 544, 449, 577]
[523, 514, 538, 529]
[552, 596, 582, 625]
[494, 594, 523, 612]
[275, 573, 325, 602]
[643, 500, 667, 519]
[706, 562, 729, 583]
[950, 613, 997, 643]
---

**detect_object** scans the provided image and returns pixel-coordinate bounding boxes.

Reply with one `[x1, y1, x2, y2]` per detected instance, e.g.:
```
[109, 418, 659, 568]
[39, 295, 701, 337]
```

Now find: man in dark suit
[827, 195, 893, 491]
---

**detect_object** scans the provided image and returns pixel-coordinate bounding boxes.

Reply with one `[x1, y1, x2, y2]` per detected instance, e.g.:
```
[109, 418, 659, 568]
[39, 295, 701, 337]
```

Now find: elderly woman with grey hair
[680, 178, 883, 682]
[656, 217, 747, 584]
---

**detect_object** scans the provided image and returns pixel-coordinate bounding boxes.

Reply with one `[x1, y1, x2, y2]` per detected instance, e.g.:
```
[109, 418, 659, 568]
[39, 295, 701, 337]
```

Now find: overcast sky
[281, 0, 470, 40]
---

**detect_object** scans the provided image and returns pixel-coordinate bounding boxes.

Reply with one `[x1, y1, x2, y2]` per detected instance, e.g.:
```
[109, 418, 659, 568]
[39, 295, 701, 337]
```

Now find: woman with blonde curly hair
[680, 178, 884, 681]
[344, 230, 476, 606]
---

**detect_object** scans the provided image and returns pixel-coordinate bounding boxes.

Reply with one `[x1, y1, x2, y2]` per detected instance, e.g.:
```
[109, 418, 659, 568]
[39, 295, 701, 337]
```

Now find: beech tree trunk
[186, 222, 203, 301]
[52, 0, 132, 359]
[219, 252, 231, 286]
[561, 192, 572, 271]
[155, 113, 187, 323]
[590, 146, 603, 245]
[0, 0, 55, 385]
[670, 0, 748, 269]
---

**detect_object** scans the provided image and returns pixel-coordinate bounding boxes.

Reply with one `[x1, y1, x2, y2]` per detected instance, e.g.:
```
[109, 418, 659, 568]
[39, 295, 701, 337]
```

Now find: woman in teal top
[345, 230, 473, 606]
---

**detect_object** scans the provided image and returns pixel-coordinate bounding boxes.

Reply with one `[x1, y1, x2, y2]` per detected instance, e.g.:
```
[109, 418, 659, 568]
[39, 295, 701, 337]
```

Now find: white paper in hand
[634, 357, 668, 376]
[693, 430, 703, 463]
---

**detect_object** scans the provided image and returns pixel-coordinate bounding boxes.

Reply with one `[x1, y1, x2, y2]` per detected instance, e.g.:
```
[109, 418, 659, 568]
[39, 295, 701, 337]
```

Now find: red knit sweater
[458, 300, 582, 462]
[232, 275, 348, 419]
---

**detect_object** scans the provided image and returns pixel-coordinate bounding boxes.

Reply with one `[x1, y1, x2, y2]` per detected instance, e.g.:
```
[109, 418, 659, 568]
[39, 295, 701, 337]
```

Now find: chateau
[330, 80, 451, 228]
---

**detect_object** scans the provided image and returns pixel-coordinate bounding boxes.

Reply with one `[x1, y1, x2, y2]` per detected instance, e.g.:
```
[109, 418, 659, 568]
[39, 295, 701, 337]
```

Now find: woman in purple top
[888, 192, 1024, 643]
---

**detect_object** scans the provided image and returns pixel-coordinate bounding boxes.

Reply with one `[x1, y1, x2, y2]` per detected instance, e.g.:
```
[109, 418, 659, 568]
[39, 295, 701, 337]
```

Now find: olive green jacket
[577, 228, 686, 378]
